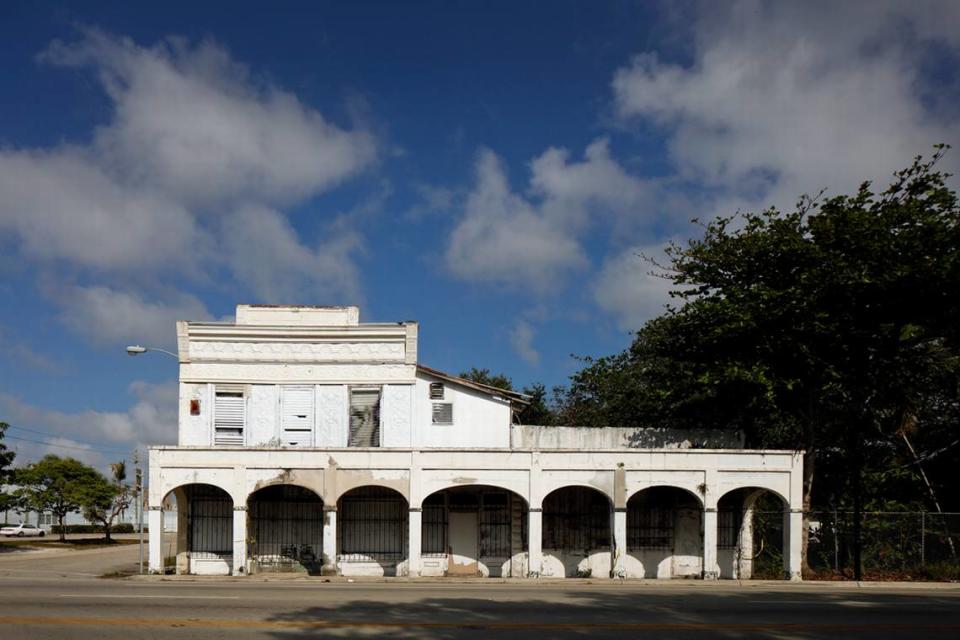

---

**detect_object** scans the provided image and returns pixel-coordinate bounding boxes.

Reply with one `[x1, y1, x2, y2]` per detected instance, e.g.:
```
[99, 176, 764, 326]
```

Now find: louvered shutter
[432, 402, 453, 425]
[214, 385, 245, 446]
[281, 385, 314, 447]
[349, 388, 381, 447]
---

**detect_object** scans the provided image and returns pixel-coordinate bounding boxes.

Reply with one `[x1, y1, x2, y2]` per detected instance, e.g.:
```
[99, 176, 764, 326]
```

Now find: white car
[1, 523, 45, 537]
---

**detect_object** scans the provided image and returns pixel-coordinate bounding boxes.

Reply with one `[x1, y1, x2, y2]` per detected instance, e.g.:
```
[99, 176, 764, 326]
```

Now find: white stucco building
[148, 304, 803, 580]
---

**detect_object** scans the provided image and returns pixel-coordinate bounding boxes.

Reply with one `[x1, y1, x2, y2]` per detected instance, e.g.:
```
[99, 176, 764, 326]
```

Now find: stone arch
[159, 483, 234, 576]
[540, 485, 613, 578]
[330, 471, 410, 505]
[419, 484, 529, 578]
[417, 476, 530, 509]
[626, 484, 704, 508]
[246, 484, 325, 575]
[336, 485, 409, 577]
[624, 486, 704, 579]
[535, 473, 615, 510]
[716, 486, 789, 580]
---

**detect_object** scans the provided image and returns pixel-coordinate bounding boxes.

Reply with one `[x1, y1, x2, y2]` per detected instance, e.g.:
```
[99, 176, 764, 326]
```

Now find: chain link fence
[750, 510, 960, 580]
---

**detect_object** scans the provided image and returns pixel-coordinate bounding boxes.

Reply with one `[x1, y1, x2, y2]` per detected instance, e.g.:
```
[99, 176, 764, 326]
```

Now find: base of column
[702, 570, 720, 580]
[785, 570, 802, 582]
[321, 564, 339, 576]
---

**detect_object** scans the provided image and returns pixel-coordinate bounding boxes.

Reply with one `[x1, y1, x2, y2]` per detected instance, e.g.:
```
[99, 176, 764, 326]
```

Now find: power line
[4, 425, 132, 454]
[4, 434, 132, 456]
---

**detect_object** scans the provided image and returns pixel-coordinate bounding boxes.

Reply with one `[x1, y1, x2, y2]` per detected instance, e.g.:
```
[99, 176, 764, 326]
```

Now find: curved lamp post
[125, 343, 178, 573]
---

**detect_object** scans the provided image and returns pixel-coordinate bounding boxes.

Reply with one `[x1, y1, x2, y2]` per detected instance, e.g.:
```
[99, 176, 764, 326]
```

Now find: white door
[448, 512, 479, 575]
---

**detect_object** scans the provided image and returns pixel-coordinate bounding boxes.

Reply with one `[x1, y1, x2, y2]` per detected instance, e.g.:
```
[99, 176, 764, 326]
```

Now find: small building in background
[148, 304, 803, 579]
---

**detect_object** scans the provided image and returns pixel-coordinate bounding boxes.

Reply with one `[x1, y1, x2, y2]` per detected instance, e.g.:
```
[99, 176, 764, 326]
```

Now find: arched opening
[161, 483, 233, 576]
[625, 486, 703, 579]
[337, 486, 408, 576]
[247, 485, 324, 575]
[541, 486, 612, 578]
[717, 487, 788, 580]
[421, 485, 528, 577]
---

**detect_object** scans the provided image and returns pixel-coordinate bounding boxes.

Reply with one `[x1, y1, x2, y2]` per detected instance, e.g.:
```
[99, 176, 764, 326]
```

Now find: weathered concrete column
[612, 508, 628, 578]
[702, 507, 719, 579]
[408, 508, 422, 577]
[232, 506, 247, 576]
[783, 509, 803, 581]
[528, 508, 542, 577]
[148, 506, 163, 574]
[322, 507, 338, 576]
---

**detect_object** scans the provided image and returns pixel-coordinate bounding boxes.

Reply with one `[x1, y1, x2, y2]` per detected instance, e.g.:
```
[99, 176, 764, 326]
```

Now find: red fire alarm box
[190, 399, 201, 415]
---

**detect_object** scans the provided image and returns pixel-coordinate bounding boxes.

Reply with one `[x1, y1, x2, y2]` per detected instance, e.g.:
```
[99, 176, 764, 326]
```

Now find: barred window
[422, 493, 448, 555]
[542, 487, 610, 551]
[718, 509, 743, 549]
[628, 507, 675, 549]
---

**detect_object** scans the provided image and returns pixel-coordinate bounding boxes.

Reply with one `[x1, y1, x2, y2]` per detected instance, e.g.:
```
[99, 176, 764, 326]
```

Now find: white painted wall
[247, 384, 278, 445]
[412, 374, 511, 448]
[178, 383, 210, 446]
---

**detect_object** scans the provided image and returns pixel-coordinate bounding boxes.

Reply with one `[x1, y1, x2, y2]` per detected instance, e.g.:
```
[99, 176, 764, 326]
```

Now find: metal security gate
[543, 486, 611, 552]
[248, 485, 324, 574]
[186, 485, 232, 560]
[338, 487, 408, 570]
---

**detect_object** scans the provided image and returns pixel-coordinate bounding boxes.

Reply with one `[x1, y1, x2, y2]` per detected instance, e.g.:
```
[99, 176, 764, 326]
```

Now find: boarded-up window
[280, 385, 314, 447]
[432, 402, 453, 425]
[213, 385, 245, 446]
[349, 388, 381, 447]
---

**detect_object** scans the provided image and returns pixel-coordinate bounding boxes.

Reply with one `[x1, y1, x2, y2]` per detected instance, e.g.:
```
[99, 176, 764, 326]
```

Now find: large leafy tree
[14, 455, 114, 542]
[557, 149, 960, 574]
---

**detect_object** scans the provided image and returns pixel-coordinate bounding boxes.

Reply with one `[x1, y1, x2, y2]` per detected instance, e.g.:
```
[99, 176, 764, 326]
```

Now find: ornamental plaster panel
[316, 385, 349, 447]
[180, 362, 416, 384]
[381, 384, 413, 447]
[189, 340, 405, 362]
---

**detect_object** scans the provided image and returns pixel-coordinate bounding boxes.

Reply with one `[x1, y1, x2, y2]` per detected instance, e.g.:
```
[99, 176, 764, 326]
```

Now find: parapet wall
[511, 425, 745, 450]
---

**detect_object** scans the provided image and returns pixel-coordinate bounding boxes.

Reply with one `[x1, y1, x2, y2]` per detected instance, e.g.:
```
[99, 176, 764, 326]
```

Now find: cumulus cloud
[446, 140, 649, 292]
[56, 285, 217, 349]
[222, 206, 363, 303]
[612, 0, 960, 217]
[594, 243, 677, 332]
[0, 28, 378, 345]
[0, 381, 177, 470]
[508, 319, 540, 366]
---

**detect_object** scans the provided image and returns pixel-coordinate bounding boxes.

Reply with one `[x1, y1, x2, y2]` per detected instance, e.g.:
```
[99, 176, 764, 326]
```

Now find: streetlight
[125, 344, 178, 574]
[126, 344, 179, 359]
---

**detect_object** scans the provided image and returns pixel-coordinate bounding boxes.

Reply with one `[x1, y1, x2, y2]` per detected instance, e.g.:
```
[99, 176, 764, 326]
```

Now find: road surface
[0, 576, 956, 639]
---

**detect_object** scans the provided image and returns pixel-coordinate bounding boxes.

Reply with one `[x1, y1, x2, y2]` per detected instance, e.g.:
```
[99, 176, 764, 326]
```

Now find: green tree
[458, 368, 514, 390]
[14, 455, 112, 542]
[557, 149, 960, 574]
[82, 461, 131, 543]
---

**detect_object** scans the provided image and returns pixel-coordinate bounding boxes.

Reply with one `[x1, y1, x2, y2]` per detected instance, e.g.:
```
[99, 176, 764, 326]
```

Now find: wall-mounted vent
[429, 382, 445, 400]
[432, 402, 453, 425]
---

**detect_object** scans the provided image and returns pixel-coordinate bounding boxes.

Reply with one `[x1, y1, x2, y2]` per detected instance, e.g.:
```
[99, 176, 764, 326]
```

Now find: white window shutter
[281, 385, 315, 447]
[214, 387, 245, 446]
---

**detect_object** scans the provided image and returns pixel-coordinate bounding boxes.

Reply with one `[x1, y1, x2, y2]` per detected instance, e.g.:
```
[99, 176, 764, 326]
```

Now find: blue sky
[1, 0, 958, 470]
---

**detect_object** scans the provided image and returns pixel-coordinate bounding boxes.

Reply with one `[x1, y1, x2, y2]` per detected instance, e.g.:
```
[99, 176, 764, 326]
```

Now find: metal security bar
[543, 487, 611, 552]
[718, 509, 743, 549]
[186, 485, 232, 559]
[628, 508, 674, 550]
[480, 492, 512, 558]
[422, 493, 448, 555]
[338, 487, 408, 564]
[248, 485, 323, 573]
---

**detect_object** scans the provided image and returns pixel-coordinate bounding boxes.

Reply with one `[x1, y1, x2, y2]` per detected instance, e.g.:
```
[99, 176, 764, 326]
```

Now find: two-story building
[148, 304, 804, 580]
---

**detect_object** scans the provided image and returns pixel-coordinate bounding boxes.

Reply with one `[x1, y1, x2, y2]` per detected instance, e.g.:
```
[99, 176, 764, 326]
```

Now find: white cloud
[222, 205, 362, 303]
[0, 29, 378, 346]
[594, 243, 677, 332]
[508, 319, 540, 366]
[612, 1, 960, 218]
[0, 381, 176, 471]
[446, 141, 649, 292]
[43, 29, 377, 209]
[57, 285, 216, 349]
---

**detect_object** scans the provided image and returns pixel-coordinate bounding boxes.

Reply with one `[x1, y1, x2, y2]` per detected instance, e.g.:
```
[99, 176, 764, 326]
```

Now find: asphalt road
[0, 576, 957, 639]
[0, 533, 150, 578]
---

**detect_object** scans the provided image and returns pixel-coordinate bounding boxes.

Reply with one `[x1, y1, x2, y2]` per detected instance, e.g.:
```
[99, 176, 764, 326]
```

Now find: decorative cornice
[190, 341, 405, 363]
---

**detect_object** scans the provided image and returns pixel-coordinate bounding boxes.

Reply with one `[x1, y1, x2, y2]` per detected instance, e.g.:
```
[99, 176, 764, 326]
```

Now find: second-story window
[349, 387, 381, 447]
[213, 385, 245, 446]
[280, 385, 315, 447]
